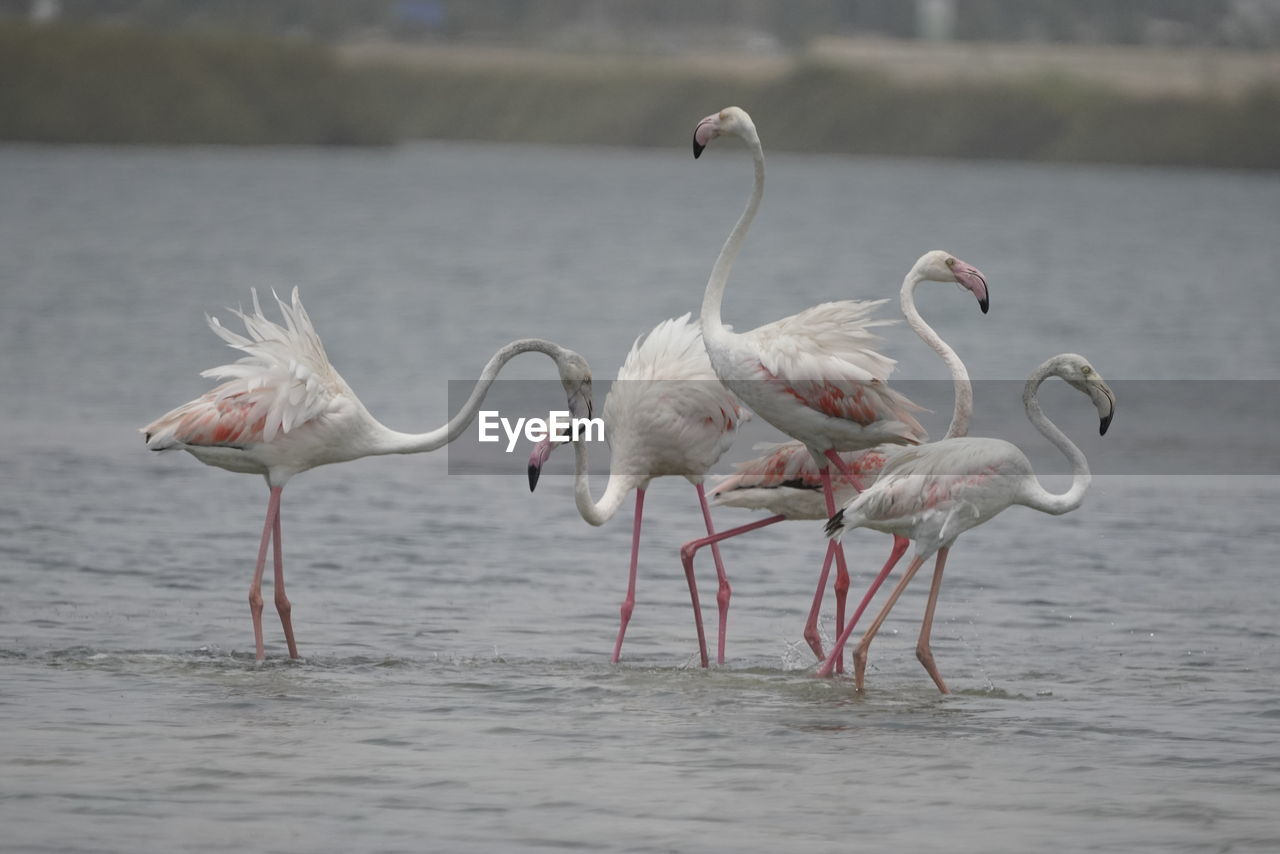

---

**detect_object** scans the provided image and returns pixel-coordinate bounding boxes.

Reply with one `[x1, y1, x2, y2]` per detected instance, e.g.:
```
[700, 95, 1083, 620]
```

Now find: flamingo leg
[680, 514, 786, 667]
[694, 483, 733, 666]
[818, 465, 848, 672]
[611, 488, 645, 664]
[817, 534, 909, 677]
[271, 507, 299, 659]
[848, 552, 930, 692]
[680, 501, 711, 670]
[915, 547, 951, 694]
[802, 541, 837, 661]
[248, 486, 283, 661]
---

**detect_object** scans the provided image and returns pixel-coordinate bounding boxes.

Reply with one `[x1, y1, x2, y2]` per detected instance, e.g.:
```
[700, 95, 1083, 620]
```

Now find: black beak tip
[692, 139, 705, 159]
[979, 297, 990, 314]
[1099, 413, 1113, 436]
[527, 464, 541, 492]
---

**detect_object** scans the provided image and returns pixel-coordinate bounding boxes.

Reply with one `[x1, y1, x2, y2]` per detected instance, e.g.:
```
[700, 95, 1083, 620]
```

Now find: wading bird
[527, 314, 746, 667]
[143, 288, 593, 661]
[692, 106, 990, 658]
[680, 250, 990, 664]
[822, 353, 1116, 692]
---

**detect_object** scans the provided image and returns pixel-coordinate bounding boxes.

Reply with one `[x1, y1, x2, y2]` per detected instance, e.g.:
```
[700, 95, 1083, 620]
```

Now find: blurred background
[2, 0, 1279, 167]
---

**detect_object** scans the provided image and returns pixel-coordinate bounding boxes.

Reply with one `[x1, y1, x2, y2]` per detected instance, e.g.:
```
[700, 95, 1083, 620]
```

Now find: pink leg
[802, 541, 838, 661]
[271, 508, 299, 659]
[611, 488, 644, 664]
[248, 486, 283, 661]
[915, 547, 951, 694]
[680, 514, 786, 667]
[694, 483, 733, 666]
[848, 553, 930, 691]
[819, 465, 849, 673]
[817, 534, 909, 677]
[680, 518, 711, 669]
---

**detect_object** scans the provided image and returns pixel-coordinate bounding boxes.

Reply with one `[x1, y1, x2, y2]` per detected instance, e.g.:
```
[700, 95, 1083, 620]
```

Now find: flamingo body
[144, 290, 372, 482]
[145, 288, 593, 660]
[821, 354, 1117, 692]
[830, 438, 1037, 549]
[602, 314, 743, 482]
[530, 313, 747, 666]
[691, 104, 990, 664]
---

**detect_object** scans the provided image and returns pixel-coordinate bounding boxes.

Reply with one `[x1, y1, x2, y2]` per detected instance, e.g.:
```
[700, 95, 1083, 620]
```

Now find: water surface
[1, 142, 1278, 852]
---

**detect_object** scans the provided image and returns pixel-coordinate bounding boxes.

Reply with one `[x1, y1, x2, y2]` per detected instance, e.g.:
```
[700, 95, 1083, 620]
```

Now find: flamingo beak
[692, 114, 719, 159]
[953, 263, 989, 314]
[527, 438, 554, 492]
[1093, 382, 1116, 436]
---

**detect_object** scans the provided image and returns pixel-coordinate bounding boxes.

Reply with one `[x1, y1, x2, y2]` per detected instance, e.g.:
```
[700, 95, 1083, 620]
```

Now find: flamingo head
[528, 349, 594, 491]
[555, 349, 594, 423]
[916, 250, 990, 314]
[1053, 354, 1117, 436]
[692, 106, 758, 159]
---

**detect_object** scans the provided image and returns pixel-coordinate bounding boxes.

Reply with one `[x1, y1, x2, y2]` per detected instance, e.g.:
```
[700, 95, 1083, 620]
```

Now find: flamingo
[526, 314, 746, 667]
[821, 353, 1116, 692]
[692, 106, 991, 659]
[681, 249, 990, 664]
[142, 288, 593, 661]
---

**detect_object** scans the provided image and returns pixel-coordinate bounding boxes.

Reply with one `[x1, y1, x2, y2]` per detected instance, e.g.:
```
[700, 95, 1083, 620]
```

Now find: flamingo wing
[143, 288, 346, 449]
[743, 299, 927, 442]
[844, 438, 1031, 528]
[711, 441, 886, 496]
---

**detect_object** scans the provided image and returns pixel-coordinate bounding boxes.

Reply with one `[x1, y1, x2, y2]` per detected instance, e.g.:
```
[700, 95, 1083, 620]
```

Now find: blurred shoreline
[3, 23, 1278, 169]
[342, 35, 1280, 98]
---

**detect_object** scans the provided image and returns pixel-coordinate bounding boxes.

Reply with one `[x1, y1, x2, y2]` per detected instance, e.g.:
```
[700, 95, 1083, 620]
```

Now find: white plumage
[144, 289, 594, 660]
[820, 354, 1117, 692]
[691, 106, 992, 666]
[529, 312, 748, 667]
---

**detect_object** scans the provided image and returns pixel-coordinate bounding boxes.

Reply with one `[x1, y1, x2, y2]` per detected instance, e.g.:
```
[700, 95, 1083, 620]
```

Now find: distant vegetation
[0, 22, 399, 144]
[2, 21, 1278, 170]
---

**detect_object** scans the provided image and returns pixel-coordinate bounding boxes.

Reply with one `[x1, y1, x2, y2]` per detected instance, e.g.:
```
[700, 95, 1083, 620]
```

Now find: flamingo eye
[945, 257, 955, 267]
[1082, 366, 1092, 375]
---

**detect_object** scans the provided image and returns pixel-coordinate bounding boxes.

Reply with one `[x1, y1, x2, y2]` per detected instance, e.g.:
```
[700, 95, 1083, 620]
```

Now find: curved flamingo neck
[700, 131, 764, 346]
[900, 272, 972, 440]
[571, 433, 645, 526]
[371, 338, 569, 456]
[1018, 360, 1091, 516]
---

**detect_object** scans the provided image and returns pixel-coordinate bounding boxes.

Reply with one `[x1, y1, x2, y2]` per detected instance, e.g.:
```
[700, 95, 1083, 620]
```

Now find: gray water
[1, 141, 1278, 852]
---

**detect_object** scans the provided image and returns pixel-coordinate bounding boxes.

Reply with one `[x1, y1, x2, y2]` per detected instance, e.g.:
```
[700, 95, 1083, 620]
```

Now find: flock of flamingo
[143, 106, 1116, 692]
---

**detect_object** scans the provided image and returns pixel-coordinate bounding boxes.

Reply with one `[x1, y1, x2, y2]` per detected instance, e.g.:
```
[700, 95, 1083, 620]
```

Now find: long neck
[372, 338, 565, 455]
[901, 272, 972, 440]
[1018, 364, 1091, 515]
[571, 430, 642, 526]
[700, 134, 764, 345]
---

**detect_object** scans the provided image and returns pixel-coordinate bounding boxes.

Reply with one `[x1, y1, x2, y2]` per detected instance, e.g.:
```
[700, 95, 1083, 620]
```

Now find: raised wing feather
[143, 288, 346, 449]
[744, 299, 927, 442]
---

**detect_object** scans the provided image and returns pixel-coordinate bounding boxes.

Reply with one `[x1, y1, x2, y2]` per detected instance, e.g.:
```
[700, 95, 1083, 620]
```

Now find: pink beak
[527, 437, 555, 492]
[692, 114, 720, 159]
[953, 261, 989, 314]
